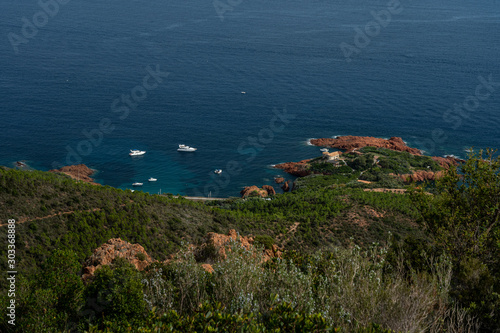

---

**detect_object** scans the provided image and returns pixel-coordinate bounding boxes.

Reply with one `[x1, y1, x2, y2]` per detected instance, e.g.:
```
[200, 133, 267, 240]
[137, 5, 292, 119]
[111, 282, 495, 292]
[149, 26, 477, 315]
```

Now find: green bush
[411, 149, 500, 330]
[136, 252, 147, 261]
[254, 235, 275, 250]
[82, 258, 146, 326]
[1, 250, 84, 332]
[310, 162, 353, 175]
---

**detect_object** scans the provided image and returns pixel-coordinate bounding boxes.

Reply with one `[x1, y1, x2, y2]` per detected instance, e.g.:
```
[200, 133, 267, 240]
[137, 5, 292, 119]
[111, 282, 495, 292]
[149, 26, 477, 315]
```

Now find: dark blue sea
[1, 0, 499, 197]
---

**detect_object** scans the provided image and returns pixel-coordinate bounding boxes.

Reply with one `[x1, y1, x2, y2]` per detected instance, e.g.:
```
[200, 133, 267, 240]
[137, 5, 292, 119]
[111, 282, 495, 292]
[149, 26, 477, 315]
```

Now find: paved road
[167, 195, 227, 201]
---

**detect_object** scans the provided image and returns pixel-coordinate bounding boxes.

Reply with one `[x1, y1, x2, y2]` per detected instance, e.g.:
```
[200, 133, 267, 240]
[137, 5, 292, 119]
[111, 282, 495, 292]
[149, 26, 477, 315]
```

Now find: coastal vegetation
[279, 146, 447, 189]
[0, 148, 498, 332]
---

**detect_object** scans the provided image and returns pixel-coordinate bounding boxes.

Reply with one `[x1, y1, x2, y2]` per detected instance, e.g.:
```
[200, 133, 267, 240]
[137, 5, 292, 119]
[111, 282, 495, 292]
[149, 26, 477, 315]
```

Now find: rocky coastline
[49, 164, 99, 185]
[310, 136, 422, 155]
[22, 135, 464, 195]
[274, 136, 463, 183]
[274, 159, 313, 177]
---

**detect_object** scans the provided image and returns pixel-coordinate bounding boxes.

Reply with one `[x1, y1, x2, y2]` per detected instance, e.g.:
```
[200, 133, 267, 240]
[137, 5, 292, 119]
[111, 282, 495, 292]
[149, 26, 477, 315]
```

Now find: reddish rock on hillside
[240, 185, 269, 198]
[201, 229, 253, 260]
[274, 159, 312, 177]
[49, 164, 99, 185]
[82, 238, 154, 281]
[83, 230, 282, 278]
[396, 170, 445, 183]
[310, 136, 422, 155]
[196, 229, 281, 263]
[431, 156, 463, 169]
[201, 263, 214, 273]
[263, 244, 282, 263]
[262, 185, 276, 196]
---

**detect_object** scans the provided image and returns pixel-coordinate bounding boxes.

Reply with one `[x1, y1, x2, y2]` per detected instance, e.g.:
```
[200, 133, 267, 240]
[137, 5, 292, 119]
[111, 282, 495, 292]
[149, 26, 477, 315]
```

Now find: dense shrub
[253, 235, 275, 250]
[82, 258, 146, 326]
[140, 241, 475, 333]
[411, 149, 500, 331]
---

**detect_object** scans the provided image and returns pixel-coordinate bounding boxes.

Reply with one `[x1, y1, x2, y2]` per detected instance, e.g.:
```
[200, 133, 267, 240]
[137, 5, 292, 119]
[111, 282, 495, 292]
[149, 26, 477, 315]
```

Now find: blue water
[1, 0, 499, 197]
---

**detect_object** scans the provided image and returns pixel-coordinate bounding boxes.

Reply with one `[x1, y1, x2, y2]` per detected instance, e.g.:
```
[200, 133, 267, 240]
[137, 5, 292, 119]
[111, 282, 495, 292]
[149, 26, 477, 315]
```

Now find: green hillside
[0, 166, 423, 277]
[0, 149, 498, 332]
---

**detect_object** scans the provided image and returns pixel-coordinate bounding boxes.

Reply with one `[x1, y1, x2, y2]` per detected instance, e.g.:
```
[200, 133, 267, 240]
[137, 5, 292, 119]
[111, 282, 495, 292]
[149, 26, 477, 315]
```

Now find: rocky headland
[49, 164, 99, 185]
[275, 136, 463, 185]
[274, 159, 313, 177]
[310, 136, 422, 155]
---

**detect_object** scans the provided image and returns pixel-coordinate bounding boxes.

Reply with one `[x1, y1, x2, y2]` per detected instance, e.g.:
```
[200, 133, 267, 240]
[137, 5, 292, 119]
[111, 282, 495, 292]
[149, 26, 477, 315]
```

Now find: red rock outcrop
[397, 170, 445, 183]
[240, 185, 269, 198]
[201, 263, 214, 273]
[282, 180, 291, 192]
[274, 159, 312, 177]
[49, 164, 99, 185]
[310, 136, 422, 155]
[195, 229, 282, 263]
[82, 238, 154, 281]
[263, 244, 282, 262]
[274, 177, 285, 184]
[83, 230, 282, 278]
[262, 185, 276, 196]
[200, 229, 253, 261]
[431, 156, 463, 169]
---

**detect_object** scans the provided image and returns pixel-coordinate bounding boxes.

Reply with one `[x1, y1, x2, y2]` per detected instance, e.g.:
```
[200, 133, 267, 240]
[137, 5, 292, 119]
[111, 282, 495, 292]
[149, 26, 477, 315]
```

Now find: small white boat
[320, 148, 329, 152]
[241, 91, 246, 94]
[132, 182, 143, 186]
[177, 144, 197, 152]
[129, 149, 146, 156]
[214, 169, 222, 174]
[148, 178, 157, 182]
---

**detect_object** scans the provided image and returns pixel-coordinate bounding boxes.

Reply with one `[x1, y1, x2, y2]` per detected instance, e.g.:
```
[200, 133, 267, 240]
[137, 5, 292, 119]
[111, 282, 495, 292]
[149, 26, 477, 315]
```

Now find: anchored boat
[129, 149, 146, 156]
[177, 144, 197, 152]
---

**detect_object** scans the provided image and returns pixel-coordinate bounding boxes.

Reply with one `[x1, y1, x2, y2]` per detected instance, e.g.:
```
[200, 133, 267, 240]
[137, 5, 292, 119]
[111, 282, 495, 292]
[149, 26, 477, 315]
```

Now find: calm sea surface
[0, 0, 499, 196]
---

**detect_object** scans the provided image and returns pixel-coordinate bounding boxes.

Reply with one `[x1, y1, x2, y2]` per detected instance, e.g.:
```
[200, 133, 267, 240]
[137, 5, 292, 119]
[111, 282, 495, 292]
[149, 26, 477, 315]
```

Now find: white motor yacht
[129, 149, 146, 156]
[148, 178, 157, 182]
[177, 144, 197, 152]
[132, 182, 143, 186]
[214, 169, 222, 174]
